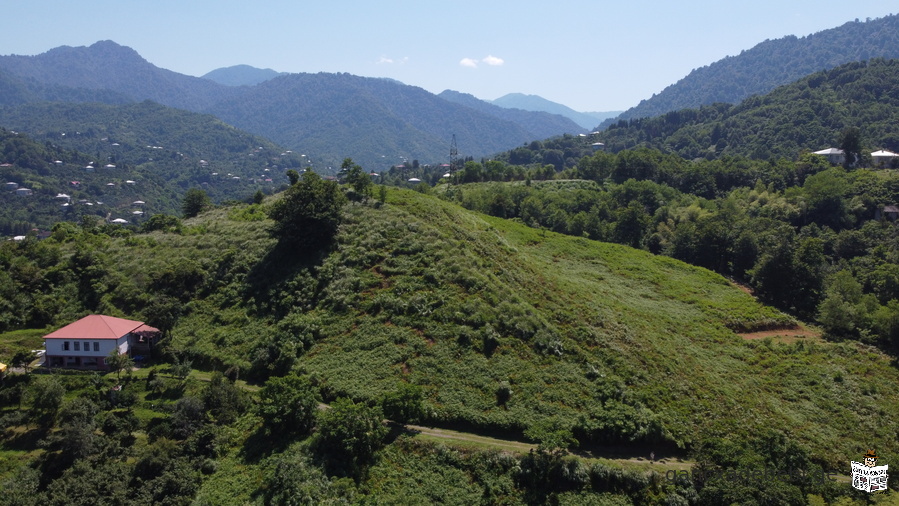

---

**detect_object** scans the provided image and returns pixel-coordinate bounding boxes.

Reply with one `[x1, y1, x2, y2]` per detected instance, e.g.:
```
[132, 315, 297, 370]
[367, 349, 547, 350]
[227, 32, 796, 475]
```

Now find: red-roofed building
[43, 315, 159, 369]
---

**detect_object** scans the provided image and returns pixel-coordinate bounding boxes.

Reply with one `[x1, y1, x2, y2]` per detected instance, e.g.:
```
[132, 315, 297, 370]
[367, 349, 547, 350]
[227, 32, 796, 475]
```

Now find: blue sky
[2, 1, 896, 112]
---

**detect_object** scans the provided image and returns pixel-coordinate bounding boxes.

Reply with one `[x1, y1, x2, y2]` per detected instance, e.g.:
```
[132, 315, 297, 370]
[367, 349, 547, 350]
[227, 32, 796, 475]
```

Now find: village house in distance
[43, 315, 159, 369]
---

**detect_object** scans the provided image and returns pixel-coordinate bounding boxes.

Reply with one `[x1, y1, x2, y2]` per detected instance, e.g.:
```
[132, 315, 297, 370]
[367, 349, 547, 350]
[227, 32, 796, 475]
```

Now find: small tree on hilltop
[268, 171, 346, 250]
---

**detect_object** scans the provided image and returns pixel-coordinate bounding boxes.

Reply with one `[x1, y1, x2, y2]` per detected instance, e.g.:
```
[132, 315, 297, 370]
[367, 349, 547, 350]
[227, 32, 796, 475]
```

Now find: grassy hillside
[3, 186, 899, 502]
[77, 188, 894, 468]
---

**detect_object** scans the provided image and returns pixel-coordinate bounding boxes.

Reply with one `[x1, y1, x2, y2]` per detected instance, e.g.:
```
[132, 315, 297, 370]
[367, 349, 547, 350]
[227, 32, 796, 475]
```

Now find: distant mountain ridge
[0, 41, 582, 170]
[491, 92, 621, 130]
[601, 14, 899, 128]
[0, 40, 239, 110]
[202, 64, 285, 86]
[437, 90, 586, 139]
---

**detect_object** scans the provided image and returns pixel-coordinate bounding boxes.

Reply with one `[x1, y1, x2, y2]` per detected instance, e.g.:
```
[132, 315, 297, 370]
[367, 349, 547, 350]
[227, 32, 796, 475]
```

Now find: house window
[74, 342, 80, 351]
[63, 341, 70, 351]
[84, 342, 89, 352]
[93, 342, 99, 352]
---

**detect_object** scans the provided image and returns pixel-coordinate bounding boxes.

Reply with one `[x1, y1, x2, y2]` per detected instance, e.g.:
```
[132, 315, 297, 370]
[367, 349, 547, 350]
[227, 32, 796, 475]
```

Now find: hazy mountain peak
[202, 64, 285, 86]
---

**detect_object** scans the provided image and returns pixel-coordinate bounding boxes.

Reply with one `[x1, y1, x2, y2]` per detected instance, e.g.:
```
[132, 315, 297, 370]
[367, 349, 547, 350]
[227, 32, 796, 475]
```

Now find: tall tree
[182, 188, 211, 218]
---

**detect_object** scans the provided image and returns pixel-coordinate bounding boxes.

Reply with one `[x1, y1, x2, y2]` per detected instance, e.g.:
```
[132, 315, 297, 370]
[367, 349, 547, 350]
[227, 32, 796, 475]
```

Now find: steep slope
[438, 90, 586, 138]
[594, 59, 899, 160]
[491, 92, 621, 130]
[201, 64, 285, 86]
[603, 14, 899, 127]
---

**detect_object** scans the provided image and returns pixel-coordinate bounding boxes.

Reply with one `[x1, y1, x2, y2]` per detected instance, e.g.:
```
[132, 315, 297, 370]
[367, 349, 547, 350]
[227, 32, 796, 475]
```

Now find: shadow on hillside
[243, 238, 336, 318]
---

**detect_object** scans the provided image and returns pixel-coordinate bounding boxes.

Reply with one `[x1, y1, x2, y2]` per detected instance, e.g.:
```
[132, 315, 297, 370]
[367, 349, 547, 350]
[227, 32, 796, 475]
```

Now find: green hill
[5, 187, 896, 469]
[2, 183, 898, 503]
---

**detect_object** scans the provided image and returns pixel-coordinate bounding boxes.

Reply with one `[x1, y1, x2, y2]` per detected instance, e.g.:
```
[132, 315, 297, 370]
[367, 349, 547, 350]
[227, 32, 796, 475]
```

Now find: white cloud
[459, 57, 478, 68]
[378, 56, 409, 65]
[482, 55, 504, 66]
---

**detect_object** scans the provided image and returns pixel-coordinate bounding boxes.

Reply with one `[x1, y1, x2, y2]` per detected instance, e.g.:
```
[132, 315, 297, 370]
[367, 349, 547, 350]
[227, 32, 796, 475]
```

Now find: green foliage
[267, 170, 346, 250]
[316, 397, 388, 475]
[611, 15, 899, 123]
[182, 188, 211, 218]
[258, 374, 319, 435]
[380, 382, 426, 424]
[26, 375, 65, 424]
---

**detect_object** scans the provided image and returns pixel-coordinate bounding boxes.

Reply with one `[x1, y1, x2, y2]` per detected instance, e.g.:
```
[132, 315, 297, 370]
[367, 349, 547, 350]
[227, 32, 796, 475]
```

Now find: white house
[813, 148, 845, 165]
[15, 188, 33, 196]
[871, 150, 899, 168]
[43, 315, 159, 369]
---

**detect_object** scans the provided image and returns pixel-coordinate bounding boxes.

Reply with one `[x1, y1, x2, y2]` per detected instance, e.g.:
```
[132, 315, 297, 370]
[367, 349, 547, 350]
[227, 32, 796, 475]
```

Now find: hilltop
[201, 64, 285, 86]
[491, 92, 622, 130]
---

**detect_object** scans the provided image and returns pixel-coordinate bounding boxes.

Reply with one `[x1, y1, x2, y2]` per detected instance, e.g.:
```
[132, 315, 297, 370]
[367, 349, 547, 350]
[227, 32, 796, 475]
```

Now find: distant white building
[813, 148, 845, 165]
[5, 182, 18, 190]
[871, 150, 899, 167]
[15, 188, 33, 196]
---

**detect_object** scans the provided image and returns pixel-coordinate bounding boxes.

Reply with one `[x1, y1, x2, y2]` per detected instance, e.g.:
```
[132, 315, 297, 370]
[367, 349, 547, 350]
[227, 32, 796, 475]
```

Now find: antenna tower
[450, 134, 459, 173]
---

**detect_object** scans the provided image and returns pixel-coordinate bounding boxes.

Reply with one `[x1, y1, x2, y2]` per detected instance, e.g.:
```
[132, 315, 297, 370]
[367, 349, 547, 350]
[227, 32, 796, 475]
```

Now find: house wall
[44, 335, 129, 358]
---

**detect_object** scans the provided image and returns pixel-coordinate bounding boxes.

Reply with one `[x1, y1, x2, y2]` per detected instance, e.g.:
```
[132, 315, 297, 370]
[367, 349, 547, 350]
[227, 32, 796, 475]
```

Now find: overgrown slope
[93, 188, 897, 467]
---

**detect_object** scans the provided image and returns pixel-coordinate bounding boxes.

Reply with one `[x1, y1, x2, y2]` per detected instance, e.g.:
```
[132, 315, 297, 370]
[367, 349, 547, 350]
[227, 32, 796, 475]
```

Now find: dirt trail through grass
[737, 325, 820, 340]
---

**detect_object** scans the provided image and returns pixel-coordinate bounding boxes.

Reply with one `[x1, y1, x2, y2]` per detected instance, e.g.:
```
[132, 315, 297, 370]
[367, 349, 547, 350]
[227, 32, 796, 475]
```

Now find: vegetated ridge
[601, 14, 899, 128]
[594, 59, 899, 160]
[0, 101, 304, 233]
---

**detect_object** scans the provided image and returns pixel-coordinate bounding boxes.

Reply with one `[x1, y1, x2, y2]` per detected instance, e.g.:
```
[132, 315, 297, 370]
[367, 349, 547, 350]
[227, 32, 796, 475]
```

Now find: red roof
[44, 315, 146, 340]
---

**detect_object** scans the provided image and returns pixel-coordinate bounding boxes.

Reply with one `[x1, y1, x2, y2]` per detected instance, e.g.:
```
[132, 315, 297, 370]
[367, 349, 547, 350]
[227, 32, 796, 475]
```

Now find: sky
[2, 1, 897, 112]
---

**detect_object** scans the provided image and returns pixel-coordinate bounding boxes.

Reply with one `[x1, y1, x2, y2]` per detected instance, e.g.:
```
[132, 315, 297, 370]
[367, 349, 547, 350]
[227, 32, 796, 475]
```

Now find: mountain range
[490, 93, 621, 130]
[602, 13, 899, 127]
[0, 41, 584, 170]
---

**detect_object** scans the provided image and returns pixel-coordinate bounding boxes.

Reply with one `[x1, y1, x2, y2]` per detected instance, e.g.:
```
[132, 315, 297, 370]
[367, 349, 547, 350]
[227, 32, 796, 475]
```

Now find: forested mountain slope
[0, 41, 582, 170]
[0, 101, 303, 234]
[604, 14, 899, 127]
[595, 59, 899, 160]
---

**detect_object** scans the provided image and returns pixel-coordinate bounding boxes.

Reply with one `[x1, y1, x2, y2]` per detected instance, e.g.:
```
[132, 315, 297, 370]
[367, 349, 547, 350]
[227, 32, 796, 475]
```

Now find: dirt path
[737, 325, 820, 341]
